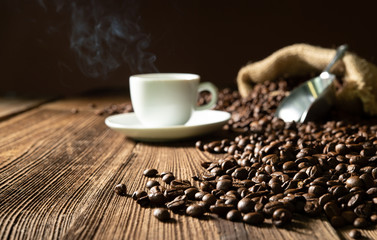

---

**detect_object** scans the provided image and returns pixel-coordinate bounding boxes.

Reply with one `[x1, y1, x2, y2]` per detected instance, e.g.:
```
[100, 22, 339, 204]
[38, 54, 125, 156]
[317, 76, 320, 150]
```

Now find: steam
[39, 0, 158, 78]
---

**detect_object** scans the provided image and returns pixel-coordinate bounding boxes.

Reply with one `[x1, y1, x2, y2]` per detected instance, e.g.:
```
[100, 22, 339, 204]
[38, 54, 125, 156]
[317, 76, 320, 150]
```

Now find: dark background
[1, 0, 376, 96]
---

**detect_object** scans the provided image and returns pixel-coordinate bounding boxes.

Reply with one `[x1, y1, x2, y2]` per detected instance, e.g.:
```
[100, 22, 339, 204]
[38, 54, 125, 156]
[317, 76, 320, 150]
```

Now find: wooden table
[0, 93, 376, 240]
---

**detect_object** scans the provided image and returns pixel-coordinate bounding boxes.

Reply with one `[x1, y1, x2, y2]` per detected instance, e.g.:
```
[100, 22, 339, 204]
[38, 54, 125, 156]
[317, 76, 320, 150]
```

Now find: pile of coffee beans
[114, 77, 377, 238]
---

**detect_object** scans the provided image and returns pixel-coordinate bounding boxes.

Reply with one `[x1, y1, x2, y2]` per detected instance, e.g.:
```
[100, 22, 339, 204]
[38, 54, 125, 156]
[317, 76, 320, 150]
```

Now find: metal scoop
[275, 44, 348, 123]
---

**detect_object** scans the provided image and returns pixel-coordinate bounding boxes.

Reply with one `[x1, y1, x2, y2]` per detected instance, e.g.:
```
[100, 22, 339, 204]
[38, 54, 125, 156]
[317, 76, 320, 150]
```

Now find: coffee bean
[132, 190, 147, 200]
[231, 167, 248, 180]
[304, 200, 321, 217]
[162, 173, 175, 184]
[237, 198, 255, 213]
[166, 195, 187, 212]
[342, 210, 357, 224]
[346, 176, 365, 188]
[143, 168, 158, 177]
[243, 212, 264, 225]
[216, 179, 233, 191]
[282, 161, 297, 171]
[353, 217, 369, 228]
[354, 203, 372, 218]
[349, 229, 362, 239]
[153, 208, 170, 221]
[200, 181, 214, 192]
[318, 193, 334, 207]
[137, 195, 150, 207]
[370, 214, 377, 223]
[163, 189, 184, 201]
[330, 215, 346, 228]
[347, 193, 363, 208]
[209, 204, 233, 216]
[149, 185, 165, 194]
[272, 208, 292, 227]
[186, 204, 205, 218]
[194, 191, 208, 201]
[114, 183, 127, 196]
[202, 194, 217, 206]
[324, 202, 341, 218]
[148, 192, 167, 205]
[225, 198, 239, 207]
[264, 201, 284, 217]
[171, 180, 191, 190]
[195, 141, 204, 150]
[308, 185, 326, 196]
[184, 187, 199, 200]
[146, 180, 160, 189]
[226, 209, 242, 221]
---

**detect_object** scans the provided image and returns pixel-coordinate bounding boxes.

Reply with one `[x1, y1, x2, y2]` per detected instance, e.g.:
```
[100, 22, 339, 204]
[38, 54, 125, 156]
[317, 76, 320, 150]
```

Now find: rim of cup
[130, 73, 200, 81]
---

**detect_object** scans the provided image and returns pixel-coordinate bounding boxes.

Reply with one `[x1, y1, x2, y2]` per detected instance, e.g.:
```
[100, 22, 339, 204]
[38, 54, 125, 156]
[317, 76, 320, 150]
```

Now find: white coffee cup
[129, 73, 218, 127]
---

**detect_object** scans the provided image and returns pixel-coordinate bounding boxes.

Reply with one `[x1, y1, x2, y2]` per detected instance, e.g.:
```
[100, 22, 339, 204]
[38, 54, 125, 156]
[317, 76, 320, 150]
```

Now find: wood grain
[0, 97, 49, 121]
[0, 94, 376, 240]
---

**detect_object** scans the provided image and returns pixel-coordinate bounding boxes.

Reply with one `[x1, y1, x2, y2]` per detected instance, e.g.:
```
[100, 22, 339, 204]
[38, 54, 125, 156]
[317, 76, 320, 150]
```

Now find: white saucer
[105, 110, 231, 142]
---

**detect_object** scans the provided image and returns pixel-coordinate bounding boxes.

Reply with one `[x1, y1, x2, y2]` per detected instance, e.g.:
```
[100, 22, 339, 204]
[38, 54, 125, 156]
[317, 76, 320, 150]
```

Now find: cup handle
[195, 82, 218, 111]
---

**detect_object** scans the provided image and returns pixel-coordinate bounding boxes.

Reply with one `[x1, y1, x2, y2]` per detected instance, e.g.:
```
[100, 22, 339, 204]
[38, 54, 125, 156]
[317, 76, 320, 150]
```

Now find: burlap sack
[237, 43, 377, 115]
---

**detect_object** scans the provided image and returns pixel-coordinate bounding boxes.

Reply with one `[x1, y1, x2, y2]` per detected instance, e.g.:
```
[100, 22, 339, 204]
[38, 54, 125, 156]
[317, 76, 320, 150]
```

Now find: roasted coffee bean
[341, 210, 357, 224]
[195, 191, 208, 201]
[186, 204, 205, 218]
[146, 180, 160, 189]
[164, 189, 184, 201]
[308, 185, 326, 196]
[264, 201, 285, 217]
[200, 162, 212, 169]
[219, 175, 233, 181]
[353, 217, 369, 228]
[216, 179, 233, 191]
[132, 190, 147, 200]
[232, 167, 248, 180]
[209, 204, 233, 216]
[330, 215, 346, 228]
[347, 193, 363, 208]
[318, 193, 334, 207]
[346, 176, 365, 188]
[148, 192, 167, 205]
[272, 208, 292, 227]
[226, 209, 242, 221]
[366, 187, 377, 197]
[114, 184, 127, 196]
[225, 198, 239, 207]
[243, 212, 264, 225]
[354, 203, 372, 218]
[237, 198, 255, 213]
[304, 200, 321, 217]
[143, 168, 158, 177]
[282, 161, 297, 171]
[332, 185, 348, 198]
[202, 194, 217, 206]
[349, 229, 362, 239]
[324, 202, 341, 218]
[195, 141, 204, 150]
[162, 173, 175, 184]
[137, 195, 150, 207]
[200, 181, 214, 192]
[153, 208, 170, 221]
[166, 195, 187, 212]
[184, 187, 199, 200]
[171, 180, 191, 190]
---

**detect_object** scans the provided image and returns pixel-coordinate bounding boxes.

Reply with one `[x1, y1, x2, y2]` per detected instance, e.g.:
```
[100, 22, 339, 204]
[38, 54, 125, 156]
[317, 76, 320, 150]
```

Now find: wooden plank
[0, 96, 136, 239]
[61, 142, 340, 240]
[0, 94, 374, 240]
[0, 97, 49, 121]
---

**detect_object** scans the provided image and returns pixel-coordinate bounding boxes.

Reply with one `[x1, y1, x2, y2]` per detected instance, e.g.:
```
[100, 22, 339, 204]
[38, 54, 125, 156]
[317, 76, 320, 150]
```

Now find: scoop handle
[323, 44, 348, 73]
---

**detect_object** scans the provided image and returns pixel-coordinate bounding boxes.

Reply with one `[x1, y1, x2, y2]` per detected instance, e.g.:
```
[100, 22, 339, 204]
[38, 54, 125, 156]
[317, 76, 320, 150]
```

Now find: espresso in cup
[130, 73, 218, 127]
